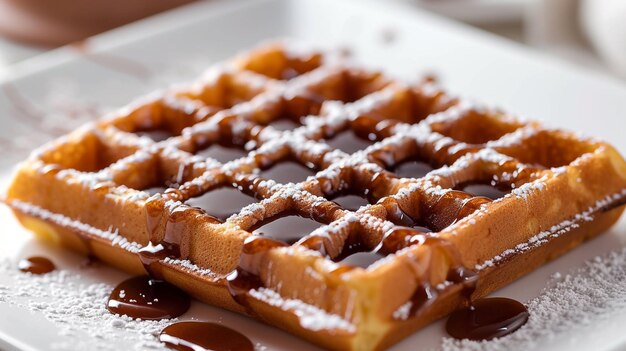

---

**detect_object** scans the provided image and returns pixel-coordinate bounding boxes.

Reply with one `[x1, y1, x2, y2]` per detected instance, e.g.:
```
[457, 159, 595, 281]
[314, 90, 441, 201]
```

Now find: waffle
[5, 42, 626, 351]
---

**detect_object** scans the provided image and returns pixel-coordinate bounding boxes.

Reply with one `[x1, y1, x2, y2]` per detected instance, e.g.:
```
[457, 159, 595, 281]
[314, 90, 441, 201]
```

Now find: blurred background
[1, 0, 625, 80]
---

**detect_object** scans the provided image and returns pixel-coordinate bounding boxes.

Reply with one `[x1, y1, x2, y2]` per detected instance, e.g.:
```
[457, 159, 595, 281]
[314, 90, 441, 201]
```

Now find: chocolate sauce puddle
[107, 275, 190, 320]
[444, 265, 528, 340]
[446, 297, 529, 340]
[18, 256, 55, 274]
[160, 322, 253, 351]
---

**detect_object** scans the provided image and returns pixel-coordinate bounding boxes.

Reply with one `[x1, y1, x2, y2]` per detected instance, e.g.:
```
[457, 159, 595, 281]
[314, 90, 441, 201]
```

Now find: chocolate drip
[139, 204, 185, 278]
[18, 256, 55, 274]
[376, 226, 426, 255]
[333, 226, 428, 271]
[160, 322, 253, 351]
[107, 275, 190, 320]
[140, 201, 217, 278]
[376, 217, 527, 340]
[226, 236, 287, 311]
[409, 283, 438, 315]
[381, 229, 479, 319]
[138, 242, 180, 279]
[426, 190, 472, 231]
[457, 196, 491, 220]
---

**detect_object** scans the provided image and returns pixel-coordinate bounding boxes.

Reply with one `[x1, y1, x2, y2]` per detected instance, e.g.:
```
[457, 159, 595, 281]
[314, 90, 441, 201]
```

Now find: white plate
[1, 0, 626, 350]
[413, 0, 529, 24]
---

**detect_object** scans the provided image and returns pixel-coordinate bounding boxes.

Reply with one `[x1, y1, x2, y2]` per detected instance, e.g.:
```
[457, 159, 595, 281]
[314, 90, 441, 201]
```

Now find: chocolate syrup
[391, 160, 433, 179]
[384, 203, 436, 233]
[333, 230, 392, 269]
[445, 265, 527, 340]
[457, 196, 492, 220]
[338, 251, 384, 269]
[186, 187, 258, 222]
[268, 118, 301, 131]
[138, 242, 180, 278]
[139, 204, 213, 278]
[376, 228, 528, 340]
[461, 183, 510, 201]
[18, 256, 55, 274]
[136, 130, 174, 142]
[195, 144, 248, 163]
[446, 297, 529, 340]
[251, 214, 322, 244]
[409, 284, 438, 314]
[375, 226, 425, 255]
[160, 322, 253, 351]
[408, 267, 478, 317]
[259, 161, 315, 184]
[227, 236, 287, 309]
[325, 132, 373, 154]
[331, 194, 370, 211]
[107, 275, 190, 320]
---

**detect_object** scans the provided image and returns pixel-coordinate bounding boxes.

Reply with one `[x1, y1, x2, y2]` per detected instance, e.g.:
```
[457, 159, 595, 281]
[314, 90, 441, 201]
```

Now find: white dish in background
[0, 0, 626, 350]
[413, 0, 529, 24]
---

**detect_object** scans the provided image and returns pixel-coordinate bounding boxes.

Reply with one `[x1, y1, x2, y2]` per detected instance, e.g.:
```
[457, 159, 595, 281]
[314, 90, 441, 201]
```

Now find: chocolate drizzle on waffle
[27, 42, 568, 311]
[227, 236, 288, 313]
[7, 41, 626, 350]
[140, 199, 220, 279]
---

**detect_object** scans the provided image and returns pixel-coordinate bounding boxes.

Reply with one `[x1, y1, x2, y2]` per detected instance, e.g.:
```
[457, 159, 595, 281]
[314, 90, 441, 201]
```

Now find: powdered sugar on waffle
[476, 190, 626, 271]
[162, 257, 219, 279]
[9, 200, 142, 253]
[248, 288, 356, 333]
[509, 175, 548, 200]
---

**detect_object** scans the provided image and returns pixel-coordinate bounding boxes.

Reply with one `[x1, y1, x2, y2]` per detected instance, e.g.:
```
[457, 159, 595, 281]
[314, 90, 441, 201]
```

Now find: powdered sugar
[162, 257, 219, 279]
[0, 259, 171, 350]
[9, 200, 142, 253]
[510, 175, 548, 200]
[476, 190, 626, 271]
[248, 287, 356, 333]
[443, 246, 626, 351]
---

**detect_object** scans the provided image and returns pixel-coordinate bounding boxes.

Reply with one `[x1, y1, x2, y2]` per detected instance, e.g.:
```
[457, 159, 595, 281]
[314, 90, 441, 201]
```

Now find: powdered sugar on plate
[0, 258, 171, 350]
[442, 246, 626, 351]
[5, 243, 626, 351]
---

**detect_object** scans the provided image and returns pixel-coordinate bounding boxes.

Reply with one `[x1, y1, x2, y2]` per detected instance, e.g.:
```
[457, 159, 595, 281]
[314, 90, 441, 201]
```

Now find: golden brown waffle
[5, 42, 626, 351]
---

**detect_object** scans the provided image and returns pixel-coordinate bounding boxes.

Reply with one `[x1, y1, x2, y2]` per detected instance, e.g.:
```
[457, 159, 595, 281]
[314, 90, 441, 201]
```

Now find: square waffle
[5, 42, 626, 351]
